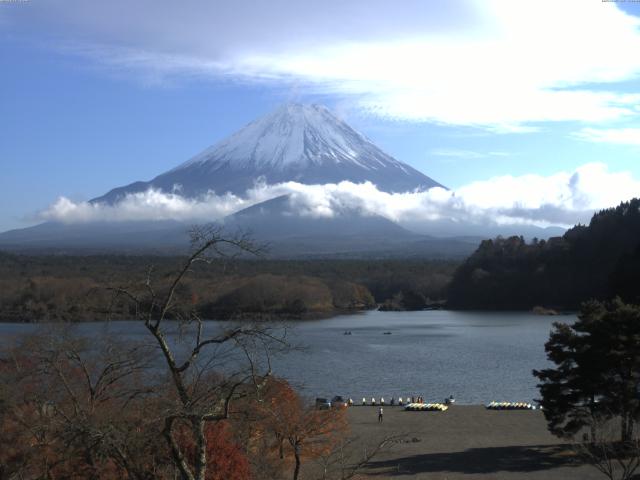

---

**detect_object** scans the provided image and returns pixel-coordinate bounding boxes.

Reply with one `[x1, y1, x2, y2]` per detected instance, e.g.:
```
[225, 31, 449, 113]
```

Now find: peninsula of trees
[447, 199, 640, 310]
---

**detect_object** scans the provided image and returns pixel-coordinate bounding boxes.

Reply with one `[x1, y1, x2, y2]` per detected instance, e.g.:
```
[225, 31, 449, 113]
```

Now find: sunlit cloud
[39, 190, 251, 224]
[4, 0, 640, 130]
[574, 127, 640, 146]
[39, 163, 640, 230]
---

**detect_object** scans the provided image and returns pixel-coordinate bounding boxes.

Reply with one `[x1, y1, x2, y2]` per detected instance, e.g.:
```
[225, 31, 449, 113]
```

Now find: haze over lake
[0, 310, 569, 405]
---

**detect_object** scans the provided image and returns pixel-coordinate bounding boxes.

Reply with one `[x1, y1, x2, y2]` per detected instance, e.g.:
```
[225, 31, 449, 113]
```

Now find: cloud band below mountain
[38, 163, 640, 233]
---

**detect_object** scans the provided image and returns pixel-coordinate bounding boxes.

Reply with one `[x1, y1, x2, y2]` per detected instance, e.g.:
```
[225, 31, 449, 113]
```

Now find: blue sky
[2, 0, 640, 231]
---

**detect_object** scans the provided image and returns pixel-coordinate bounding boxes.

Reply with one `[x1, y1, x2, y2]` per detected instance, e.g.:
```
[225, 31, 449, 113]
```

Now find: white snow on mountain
[177, 104, 405, 171]
[94, 103, 442, 203]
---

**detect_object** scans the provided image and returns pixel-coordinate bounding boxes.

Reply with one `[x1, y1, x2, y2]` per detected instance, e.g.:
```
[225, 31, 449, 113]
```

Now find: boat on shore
[486, 401, 536, 410]
[405, 402, 449, 412]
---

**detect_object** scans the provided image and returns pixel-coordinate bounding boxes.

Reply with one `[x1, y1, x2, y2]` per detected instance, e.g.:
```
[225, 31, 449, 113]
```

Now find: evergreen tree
[534, 299, 640, 442]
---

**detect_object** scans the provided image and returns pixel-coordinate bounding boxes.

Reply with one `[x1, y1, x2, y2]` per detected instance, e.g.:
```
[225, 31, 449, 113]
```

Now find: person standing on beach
[378, 406, 384, 423]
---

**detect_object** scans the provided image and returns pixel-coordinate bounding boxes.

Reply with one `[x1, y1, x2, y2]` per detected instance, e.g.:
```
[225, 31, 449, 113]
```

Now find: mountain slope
[224, 194, 412, 239]
[0, 220, 191, 253]
[0, 196, 480, 258]
[94, 104, 443, 203]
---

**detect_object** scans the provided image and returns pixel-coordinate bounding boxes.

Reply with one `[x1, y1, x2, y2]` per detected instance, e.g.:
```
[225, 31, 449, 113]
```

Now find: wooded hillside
[447, 199, 640, 310]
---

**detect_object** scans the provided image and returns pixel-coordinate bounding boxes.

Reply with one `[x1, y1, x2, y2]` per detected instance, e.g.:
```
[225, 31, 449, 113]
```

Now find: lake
[0, 310, 572, 405]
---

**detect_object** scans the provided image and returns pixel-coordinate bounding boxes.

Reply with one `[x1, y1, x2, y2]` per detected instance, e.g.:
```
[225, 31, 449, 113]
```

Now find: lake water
[0, 310, 572, 405]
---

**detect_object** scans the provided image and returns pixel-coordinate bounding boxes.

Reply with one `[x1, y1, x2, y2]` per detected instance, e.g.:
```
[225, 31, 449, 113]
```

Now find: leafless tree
[312, 433, 406, 480]
[575, 412, 640, 480]
[108, 225, 288, 480]
[0, 327, 168, 480]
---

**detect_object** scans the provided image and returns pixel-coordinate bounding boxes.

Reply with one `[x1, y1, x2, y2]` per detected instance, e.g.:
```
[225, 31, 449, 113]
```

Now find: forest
[447, 199, 640, 310]
[0, 252, 456, 322]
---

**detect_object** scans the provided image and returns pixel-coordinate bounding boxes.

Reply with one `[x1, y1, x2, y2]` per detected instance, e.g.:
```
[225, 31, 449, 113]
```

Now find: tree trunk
[621, 413, 633, 444]
[194, 418, 207, 480]
[293, 443, 301, 480]
[163, 418, 196, 480]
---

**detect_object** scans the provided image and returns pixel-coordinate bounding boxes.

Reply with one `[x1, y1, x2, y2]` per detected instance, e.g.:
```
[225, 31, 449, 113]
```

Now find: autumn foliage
[254, 378, 349, 479]
[176, 421, 252, 480]
[0, 336, 349, 480]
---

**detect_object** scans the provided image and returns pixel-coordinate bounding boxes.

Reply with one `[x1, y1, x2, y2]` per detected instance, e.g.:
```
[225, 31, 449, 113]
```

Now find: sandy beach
[343, 405, 603, 480]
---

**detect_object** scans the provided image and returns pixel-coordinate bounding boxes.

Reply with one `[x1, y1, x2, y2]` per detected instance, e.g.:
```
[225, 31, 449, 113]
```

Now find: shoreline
[0, 306, 578, 324]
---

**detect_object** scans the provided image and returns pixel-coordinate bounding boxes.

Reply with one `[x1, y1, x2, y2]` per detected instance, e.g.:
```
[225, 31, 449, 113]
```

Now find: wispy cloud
[431, 149, 510, 159]
[5, 0, 640, 130]
[39, 163, 640, 230]
[573, 127, 640, 146]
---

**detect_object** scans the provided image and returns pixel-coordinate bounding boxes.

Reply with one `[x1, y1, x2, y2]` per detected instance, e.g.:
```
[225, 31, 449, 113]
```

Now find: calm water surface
[0, 310, 572, 405]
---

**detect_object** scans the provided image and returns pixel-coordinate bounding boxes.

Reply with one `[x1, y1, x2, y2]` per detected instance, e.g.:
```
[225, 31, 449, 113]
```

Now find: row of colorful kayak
[486, 402, 537, 410]
[404, 403, 449, 412]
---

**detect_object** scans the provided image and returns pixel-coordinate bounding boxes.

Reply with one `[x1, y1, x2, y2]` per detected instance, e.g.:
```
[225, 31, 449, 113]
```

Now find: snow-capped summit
[179, 103, 411, 171]
[94, 103, 443, 203]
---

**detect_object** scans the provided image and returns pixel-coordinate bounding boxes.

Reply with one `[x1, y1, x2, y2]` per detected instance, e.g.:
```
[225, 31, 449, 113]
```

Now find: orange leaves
[251, 376, 349, 476]
[175, 420, 252, 480]
[204, 422, 252, 480]
[0, 339, 348, 480]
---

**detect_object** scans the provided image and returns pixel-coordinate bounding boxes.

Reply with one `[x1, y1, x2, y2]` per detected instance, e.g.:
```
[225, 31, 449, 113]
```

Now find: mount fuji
[94, 103, 443, 203]
[0, 104, 489, 257]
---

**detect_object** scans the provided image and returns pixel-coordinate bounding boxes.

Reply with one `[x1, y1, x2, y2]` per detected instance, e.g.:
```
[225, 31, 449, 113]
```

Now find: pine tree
[534, 298, 640, 442]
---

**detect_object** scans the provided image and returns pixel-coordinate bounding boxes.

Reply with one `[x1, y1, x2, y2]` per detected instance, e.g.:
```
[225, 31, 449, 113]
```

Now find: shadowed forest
[448, 199, 640, 310]
[0, 254, 456, 322]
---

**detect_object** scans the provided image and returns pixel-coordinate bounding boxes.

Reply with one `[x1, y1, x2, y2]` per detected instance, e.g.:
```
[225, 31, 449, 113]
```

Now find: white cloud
[574, 127, 640, 146]
[6, 0, 640, 130]
[39, 163, 640, 230]
[39, 189, 250, 223]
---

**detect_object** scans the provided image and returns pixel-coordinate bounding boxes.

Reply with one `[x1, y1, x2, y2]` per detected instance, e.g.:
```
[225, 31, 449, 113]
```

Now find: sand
[342, 405, 604, 480]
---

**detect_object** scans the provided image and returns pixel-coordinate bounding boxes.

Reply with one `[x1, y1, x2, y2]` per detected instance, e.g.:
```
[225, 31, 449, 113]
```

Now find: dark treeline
[448, 198, 640, 310]
[0, 253, 457, 322]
